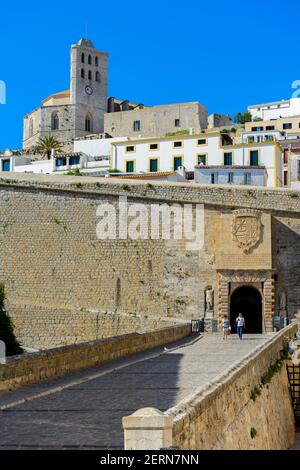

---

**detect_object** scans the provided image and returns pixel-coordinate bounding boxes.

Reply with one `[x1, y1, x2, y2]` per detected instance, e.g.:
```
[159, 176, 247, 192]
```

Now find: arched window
[88, 55, 91, 65]
[29, 118, 33, 138]
[88, 70, 92, 80]
[51, 112, 59, 130]
[81, 53, 85, 63]
[95, 56, 98, 66]
[95, 71, 100, 82]
[85, 113, 93, 132]
[81, 68, 85, 78]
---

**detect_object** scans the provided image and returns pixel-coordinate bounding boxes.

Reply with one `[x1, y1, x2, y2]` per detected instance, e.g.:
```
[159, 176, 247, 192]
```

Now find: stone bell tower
[70, 38, 108, 137]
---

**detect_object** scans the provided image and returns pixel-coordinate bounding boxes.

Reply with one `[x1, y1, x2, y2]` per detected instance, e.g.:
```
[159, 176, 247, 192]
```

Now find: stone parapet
[0, 173, 299, 213]
[0, 324, 191, 392]
[167, 322, 298, 450]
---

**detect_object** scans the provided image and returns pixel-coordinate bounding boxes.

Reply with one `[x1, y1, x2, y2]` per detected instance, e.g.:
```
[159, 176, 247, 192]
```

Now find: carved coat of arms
[232, 209, 262, 253]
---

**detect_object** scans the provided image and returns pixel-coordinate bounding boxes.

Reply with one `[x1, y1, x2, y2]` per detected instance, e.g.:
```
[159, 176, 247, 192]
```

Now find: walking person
[235, 313, 246, 340]
[222, 314, 230, 340]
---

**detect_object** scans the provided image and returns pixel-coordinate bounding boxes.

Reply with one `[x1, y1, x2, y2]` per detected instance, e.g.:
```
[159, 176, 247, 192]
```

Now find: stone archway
[230, 286, 263, 333]
[217, 270, 275, 333]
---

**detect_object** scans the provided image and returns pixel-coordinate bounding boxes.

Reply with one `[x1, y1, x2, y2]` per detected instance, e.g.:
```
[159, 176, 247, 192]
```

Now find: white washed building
[110, 133, 283, 187]
[239, 129, 283, 145]
[74, 136, 126, 159]
[248, 98, 300, 121]
[0, 152, 106, 176]
[1, 133, 283, 187]
[0, 136, 126, 175]
[237, 121, 300, 186]
[194, 166, 267, 186]
[290, 152, 300, 189]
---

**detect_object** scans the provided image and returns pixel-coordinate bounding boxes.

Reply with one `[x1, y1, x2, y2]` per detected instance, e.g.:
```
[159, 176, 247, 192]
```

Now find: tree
[0, 284, 23, 356]
[35, 135, 63, 159]
[65, 168, 82, 176]
[234, 111, 253, 124]
[234, 112, 242, 124]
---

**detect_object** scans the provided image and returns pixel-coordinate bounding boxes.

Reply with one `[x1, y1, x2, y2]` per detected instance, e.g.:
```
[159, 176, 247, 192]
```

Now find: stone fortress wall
[0, 173, 299, 348]
[10, 305, 180, 349]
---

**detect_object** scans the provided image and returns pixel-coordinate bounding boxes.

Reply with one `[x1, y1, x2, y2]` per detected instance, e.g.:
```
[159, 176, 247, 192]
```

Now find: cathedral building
[23, 38, 208, 152]
[23, 39, 109, 151]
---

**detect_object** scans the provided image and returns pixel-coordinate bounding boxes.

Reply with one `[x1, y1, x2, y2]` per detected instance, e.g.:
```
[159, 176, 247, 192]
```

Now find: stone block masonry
[9, 305, 179, 349]
[104, 102, 207, 138]
[0, 173, 299, 347]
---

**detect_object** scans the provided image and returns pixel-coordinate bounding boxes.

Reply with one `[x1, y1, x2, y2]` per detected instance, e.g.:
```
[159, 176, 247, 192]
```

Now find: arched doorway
[230, 286, 263, 333]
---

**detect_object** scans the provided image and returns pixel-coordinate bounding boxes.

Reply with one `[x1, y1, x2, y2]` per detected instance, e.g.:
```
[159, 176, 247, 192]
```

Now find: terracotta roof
[195, 165, 266, 170]
[110, 97, 144, 108]
[42, 90, 70, 104]
[116, 172, 176, 179]
[280, 140, 300, 150]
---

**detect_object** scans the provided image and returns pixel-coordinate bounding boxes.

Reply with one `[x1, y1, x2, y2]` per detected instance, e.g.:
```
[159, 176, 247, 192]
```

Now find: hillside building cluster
[1, 38, 300, 189]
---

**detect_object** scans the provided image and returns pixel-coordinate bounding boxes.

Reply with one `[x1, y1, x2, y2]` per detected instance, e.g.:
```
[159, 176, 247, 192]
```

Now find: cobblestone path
[0, 333, 269, 449]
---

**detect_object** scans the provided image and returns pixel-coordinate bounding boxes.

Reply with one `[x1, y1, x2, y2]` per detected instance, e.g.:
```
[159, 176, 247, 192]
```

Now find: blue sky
[0, 0, 299, 150]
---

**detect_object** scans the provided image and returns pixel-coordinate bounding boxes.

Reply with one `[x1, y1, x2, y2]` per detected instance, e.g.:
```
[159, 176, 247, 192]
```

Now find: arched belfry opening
[230, 286, 263, 334]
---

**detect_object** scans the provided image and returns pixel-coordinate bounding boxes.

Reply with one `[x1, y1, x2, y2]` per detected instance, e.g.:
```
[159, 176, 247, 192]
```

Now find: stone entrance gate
[217, 270, 275, 332]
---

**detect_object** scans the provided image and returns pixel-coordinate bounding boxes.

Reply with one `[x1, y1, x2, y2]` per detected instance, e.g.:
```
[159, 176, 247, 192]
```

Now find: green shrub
[52, 218, 68, 232]
[0, 284, 23, 356]
[260, 359, 282, 386]
[250, 386, 261, 402]
[282, 336, 290, 359]
[250, 427, 257, 439]
[165, 130, 190, 136]
[1, 179, 18, 184]
[65, 168, 82, 176]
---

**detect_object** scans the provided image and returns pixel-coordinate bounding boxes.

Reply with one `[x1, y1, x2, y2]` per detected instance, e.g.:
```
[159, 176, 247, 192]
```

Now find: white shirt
[236, 316, 245, 327]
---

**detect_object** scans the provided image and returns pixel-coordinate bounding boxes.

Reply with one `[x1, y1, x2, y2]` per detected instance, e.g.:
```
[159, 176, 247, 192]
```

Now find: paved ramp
[0, 334, 268, 449]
